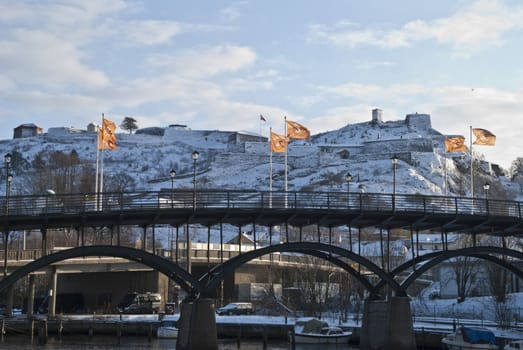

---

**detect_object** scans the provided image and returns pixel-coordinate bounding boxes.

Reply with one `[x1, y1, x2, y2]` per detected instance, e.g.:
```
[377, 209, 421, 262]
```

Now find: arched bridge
[0, 189, 522, 298]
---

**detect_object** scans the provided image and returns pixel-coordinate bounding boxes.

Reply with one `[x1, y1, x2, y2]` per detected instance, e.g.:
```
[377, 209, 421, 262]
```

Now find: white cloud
[307, 104, 379, 132]
[355, 61, 396, 70]
[124, 20, 183, 45]
[318, 83, 428, 101]
[147, 45, 257, 78]
[0, 0, 129, 28]
[308, 0, 523, 52]
[221, 7, 241, 21]
[0, 75, 14, 91]
[0, 29, 109, 89]
[289, 79, 522, 168]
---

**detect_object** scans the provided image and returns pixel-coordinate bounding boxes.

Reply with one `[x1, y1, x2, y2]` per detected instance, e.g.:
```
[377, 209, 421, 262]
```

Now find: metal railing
[0, 190, 520, 219]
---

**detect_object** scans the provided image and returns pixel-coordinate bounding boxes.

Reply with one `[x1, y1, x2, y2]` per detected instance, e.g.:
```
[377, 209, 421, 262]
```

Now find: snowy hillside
[0, 112, 519, 201]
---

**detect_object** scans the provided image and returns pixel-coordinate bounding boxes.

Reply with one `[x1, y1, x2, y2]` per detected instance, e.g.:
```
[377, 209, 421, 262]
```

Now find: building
[13, 124, 43, 139]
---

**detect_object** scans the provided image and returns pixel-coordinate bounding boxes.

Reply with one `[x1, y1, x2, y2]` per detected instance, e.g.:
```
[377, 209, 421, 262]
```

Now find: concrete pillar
[27, 274, 36, 318]
[360, 296, 416, 350]
[360, 299, 387, 349]
[48, 267, 58, 318]
[387, 296, 416, 349]
[176, 298, 217, 350]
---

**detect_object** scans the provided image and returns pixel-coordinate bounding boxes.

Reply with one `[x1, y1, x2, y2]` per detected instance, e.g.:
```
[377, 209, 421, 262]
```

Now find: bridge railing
[0, 190, 520, 219]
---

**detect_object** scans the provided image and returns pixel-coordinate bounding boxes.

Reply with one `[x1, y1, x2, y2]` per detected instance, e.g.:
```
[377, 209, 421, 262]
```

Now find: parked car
[117, 292, 161, 314]
[216, 302, 254, 316]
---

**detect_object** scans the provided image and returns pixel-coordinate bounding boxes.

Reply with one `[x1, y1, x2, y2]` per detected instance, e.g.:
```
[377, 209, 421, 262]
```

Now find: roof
[15, 123, 40, 129]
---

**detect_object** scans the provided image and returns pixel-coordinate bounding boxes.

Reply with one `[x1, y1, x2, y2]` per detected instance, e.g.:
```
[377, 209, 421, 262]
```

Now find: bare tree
[105, 171, 137, 192]
[445, 235, 480, 303]
[286, 255, 323, 316]
[485, 261, 509, 302]
[481, 236, 510, 303]
[452, 255, 479, 302]
[510, 157, 523, 195]
[29, 150, 94, 194]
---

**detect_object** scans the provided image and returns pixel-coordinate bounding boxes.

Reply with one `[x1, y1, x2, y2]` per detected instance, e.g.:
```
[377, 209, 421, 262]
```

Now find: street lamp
[483, 182, 490, 200]
[6, 174, 12, 212]
[192, 151, 199, 208]
[358, 184, 366, 210]
[391, 154, 399, 211]
[4, 153, 11, 277]
[346, 173, 352, 207]
[4, 153, 11, 214]
[170, 169, 176, 208]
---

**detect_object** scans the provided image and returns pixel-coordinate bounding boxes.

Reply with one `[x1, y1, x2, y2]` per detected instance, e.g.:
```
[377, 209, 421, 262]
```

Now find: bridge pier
[360, 296, 416, 350]
[176, 298, 217, 350]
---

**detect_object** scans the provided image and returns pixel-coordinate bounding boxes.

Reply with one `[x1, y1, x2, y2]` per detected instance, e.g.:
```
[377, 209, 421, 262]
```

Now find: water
[0, 335, 359, 349]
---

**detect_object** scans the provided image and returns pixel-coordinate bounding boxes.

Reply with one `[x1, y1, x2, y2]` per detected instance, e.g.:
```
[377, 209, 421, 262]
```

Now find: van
[216, 302, 254, 315]
[117, 292, 161, 314]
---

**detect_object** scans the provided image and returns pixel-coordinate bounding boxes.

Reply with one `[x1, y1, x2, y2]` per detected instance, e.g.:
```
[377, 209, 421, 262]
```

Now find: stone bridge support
[176, 298, 217, 350]
[360, 296, 416, 350]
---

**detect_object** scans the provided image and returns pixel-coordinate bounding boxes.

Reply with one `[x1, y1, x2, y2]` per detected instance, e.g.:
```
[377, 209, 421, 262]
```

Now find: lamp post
[4, 153, 11, 277]
[4, 153, 11, 215]
[483, 182, 490, 200]
[192, 151, 199, 208]
[346, 173, 352, 207]
[391, 154, 399, 211]
[170, 169, 176, 208]
[483, 182, 490, 215]
[358, 184, 366, 210]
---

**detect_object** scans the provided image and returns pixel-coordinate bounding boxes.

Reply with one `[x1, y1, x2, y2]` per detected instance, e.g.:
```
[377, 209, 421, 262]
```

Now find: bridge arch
[200, 242, 405, 297]
[373, 247, 523, 292]
[0, 246, 201, 294]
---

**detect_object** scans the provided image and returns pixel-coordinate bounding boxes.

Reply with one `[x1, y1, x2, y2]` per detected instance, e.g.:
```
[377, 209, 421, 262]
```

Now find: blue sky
[0, 0, 522, 169]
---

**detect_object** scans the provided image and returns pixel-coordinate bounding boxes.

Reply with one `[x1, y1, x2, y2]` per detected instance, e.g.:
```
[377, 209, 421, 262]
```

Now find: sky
[0, 0, 522, 170]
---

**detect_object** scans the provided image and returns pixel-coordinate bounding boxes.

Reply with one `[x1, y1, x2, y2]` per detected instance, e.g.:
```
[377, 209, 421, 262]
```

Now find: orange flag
[286, 120, 310, 140]
[445, 136, 468, 153]
[270, 131, 287, 153]
[472, 128, 496, 146]
[98, 118, 117, 150]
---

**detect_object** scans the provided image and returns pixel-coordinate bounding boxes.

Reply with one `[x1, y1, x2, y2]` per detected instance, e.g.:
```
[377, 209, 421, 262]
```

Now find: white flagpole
[100, 113, 105, 210]
[444, 151, 448, 197]
[470, 126, 473, 199]
[95, 124, 100, 210]
[269, 127, 273, 208]
[284, 116, 288, 208]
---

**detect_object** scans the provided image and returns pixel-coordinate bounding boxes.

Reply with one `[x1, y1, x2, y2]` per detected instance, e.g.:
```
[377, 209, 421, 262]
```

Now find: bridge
[0, 189, 522, 349]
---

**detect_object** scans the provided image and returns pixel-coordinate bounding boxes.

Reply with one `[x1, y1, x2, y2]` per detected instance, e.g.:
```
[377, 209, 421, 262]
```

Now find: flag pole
[95, 123, 100, 210]
[470, 125, 473, 199]
[269, 127, 273, 208]
[99, 113, 106, 210]
[284, 116, 288, 208]
[444, 151, 448, 197]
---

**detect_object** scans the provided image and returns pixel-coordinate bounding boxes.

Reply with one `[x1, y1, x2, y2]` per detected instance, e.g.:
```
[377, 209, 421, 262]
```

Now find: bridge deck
[0, 190, 520, 234]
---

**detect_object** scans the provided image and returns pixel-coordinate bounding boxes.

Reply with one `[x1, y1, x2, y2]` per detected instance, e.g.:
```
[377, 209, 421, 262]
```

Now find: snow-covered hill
[0, 112, 520, 202]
